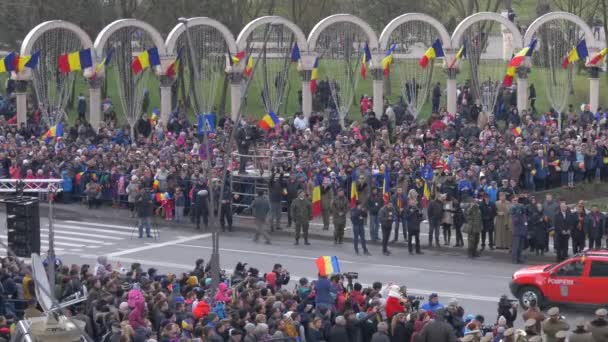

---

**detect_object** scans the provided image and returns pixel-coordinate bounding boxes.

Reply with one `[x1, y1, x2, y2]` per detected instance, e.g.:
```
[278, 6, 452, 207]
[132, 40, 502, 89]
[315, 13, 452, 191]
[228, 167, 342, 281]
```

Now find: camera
[344, 272, 359, 280]
[480, 324, 494, 335]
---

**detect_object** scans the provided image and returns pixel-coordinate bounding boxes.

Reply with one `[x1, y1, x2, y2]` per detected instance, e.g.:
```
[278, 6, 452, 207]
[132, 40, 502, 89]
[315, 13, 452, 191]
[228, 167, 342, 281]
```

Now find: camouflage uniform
[464, 201, 482, 258]
[332, 195, 349, 244]
[290, 196, 312, 245]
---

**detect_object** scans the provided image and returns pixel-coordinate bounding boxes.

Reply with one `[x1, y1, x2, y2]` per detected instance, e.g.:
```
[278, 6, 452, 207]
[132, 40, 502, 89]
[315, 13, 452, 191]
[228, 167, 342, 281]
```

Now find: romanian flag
[382, 43, 397, 76]
[150, 108, 159, 125]
[155, 192, 167, 202]
[259, 111, 279, 131]
[589, 47, 608, 66]
[0, 52, 17, 73]
[42, 123, 63, 143]
[360, 42, 372, 79]
[310, 57, 319, 94]
[75, 171, 85, 185]
[291, 43, 301, 62]
[315, 256, 341, 276]
[562, 40, 589, 69]
[511, 126, 522, 136]
[153, 179, 160, 190]
[382, 167, 390, 203]
[503, 39, 537, 86]
[243, 55, 253, 77]
[131, 47, 161, 75]
[165, 48, 183, 78]
[350, 171, 358, 208]
[16, 51, 40, 72]
[422, 181, 430, 208]
[449, 43, 466, 69]
[94, 48, 114, 75]
[58, 49, 93, 74]
[419, 39, 444, 68]
[312, 178, 322, 217]
[231, 51, 245, 65]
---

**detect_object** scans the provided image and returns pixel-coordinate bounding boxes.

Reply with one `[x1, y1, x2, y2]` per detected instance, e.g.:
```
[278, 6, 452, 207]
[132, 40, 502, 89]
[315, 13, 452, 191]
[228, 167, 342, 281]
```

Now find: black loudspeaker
[1, 197, 40, 257]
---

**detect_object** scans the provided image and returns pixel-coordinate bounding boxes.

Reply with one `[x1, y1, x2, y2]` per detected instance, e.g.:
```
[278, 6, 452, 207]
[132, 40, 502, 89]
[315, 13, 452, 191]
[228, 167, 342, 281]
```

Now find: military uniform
[524, 318, 539, 337]
[320, 184, 333, 230]
[502, 328, 515, 342]
[587, 309, 608, 342]
[464, 201, 482, 257]
[332, 194, 349, 244]
[290, 195, 312, 245]
[378, 204, 397, 255]
[542, 309, 570, 342]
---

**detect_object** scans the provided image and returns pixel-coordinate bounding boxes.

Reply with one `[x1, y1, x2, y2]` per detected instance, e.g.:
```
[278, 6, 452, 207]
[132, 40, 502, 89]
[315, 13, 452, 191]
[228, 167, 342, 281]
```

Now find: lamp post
[178, 17, 221, 293]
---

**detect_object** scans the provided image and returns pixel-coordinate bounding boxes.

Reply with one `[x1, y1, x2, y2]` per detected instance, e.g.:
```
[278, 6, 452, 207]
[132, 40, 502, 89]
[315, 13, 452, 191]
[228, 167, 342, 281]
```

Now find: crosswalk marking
[54, 224, 133, 236]
[39, 228, 123, 240]
[0, 235, 84, 248]
[63, 221, 135, 231]
[39, 230, 113, 245]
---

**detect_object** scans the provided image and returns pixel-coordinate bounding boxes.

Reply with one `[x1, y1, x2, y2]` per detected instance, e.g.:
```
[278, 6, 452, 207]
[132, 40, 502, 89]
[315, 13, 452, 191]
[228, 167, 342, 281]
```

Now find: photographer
[497, 295, 518, 328]
[271, 264, 290, 290]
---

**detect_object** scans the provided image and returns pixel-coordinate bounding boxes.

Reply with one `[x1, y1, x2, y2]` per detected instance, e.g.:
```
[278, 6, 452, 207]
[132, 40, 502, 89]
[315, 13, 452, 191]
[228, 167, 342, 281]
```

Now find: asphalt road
[0, 210, 598, 328]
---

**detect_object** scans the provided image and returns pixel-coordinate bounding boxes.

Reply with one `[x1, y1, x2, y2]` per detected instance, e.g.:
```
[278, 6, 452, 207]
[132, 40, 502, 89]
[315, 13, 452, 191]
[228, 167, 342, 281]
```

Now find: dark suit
[554, 210, 574, 261]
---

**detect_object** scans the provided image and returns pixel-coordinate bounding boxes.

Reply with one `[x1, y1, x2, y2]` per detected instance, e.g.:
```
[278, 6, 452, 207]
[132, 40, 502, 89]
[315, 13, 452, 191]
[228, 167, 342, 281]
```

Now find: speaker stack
[1, 197, 40, 257]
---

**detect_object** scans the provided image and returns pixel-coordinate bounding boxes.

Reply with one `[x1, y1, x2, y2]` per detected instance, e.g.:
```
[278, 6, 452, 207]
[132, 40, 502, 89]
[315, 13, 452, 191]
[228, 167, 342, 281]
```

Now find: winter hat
[186, 276, 199, 287]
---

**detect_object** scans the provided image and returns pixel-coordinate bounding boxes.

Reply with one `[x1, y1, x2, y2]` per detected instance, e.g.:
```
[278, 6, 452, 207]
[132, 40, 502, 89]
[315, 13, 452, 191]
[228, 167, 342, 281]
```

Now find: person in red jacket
[193, 298, 210, 320]
[384, 284, 405, 320]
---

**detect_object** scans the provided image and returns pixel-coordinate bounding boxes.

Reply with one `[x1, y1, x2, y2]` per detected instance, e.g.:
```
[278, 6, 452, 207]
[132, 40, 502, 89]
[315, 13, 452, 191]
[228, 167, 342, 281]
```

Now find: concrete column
[88, 78, 102, 131]
[15, 80, 28, 125]
[501, 10, 515, 61]
[446, 69, 457, 114]
[159, 75, 174, 125]
[589, 67, 600, 113]
[371, 68, 384, 116]
[229, 72, 244, 121]
[516, 67, 529, 113]
[299, 69, 312, 119]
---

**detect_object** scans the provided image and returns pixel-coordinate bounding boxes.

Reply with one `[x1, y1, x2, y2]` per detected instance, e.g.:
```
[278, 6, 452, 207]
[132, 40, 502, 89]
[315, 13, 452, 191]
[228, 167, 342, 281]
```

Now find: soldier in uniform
[462, 333, 480, 342]
[587, 308, 608, 342]
[332, 188, 349, 244]
[502, 328, 515, 342]
[522, 298, 545, 334]
[542, 307, 570, 342]
[479, 332, 493, 342]
[378, 200, 396, 256]
[464, 198, 482, 258]
[320, 174, 334, 231]
[290, 190, 311, 246]
[528, 336, 542, 342]
[569, 317, 594, 342]
[524, 318, 538, 337]
[555, 330, 567, 342]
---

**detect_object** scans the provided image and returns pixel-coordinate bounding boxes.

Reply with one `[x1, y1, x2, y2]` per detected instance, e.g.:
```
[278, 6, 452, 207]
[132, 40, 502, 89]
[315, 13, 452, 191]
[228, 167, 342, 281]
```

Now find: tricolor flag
[42, 123, 63, 143]
[511, 126, 522, 137]
[243, 55, 253, 77]
[310, 57, 319, 94]
[382, 167, 391, 203]
[58, 49, 93, 74]
[311, 178, 322, 217]
[419, 39, 444, 68]
[382, 43, 397, 76]
[153, 179, 160, 190]
[94, 48, 114, 74]
[315, 256, 341, 276]
[562, 40, 589, 69]
[291, 43, 301, 62]
[503, 39, 537, 86]
[0, 52, 17, 73]
[449, 43, 467, 69]
[589, 47, 608, 66]
[350, 171, 358, 208]
[131, 47, 161, 75]
[360, 42, 372, 79]
[165, 48, 183, 78]
[258, 111, 279, 131]
[149, 108, 159, 125]
[422, 181, 430, 208]
[231, 51, 245, 66]
[16, 51, 40, 72]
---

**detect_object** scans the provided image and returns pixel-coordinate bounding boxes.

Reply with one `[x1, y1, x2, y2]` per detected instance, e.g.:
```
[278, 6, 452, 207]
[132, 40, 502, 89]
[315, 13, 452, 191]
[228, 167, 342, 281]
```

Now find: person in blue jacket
[61, 170, 72, 203]
[420, 293, 444, 313]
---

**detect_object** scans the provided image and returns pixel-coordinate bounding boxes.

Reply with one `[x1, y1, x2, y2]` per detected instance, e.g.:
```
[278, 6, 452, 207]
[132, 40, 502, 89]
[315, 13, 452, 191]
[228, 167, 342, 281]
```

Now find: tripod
[130, 208, 161, 240]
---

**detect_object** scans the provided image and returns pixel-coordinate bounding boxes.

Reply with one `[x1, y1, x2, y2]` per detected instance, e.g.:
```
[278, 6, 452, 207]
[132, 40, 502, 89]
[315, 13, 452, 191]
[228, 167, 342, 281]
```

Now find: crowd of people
[1, 80, 608, 261]
[1, 255, 608, 342]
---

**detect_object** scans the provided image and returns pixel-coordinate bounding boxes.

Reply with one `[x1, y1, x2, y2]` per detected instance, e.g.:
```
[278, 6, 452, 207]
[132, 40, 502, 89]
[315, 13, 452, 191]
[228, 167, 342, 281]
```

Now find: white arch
[308, 13, 379, 51]
[524, 11, 597, 48]
[379, 13, 451, 50]
[94, 19, 166, 58]
[451, 12, 523, 49]
[236, 15, 308, 52]
[165, 17, 237, 55]
[21, 20, 93, 55]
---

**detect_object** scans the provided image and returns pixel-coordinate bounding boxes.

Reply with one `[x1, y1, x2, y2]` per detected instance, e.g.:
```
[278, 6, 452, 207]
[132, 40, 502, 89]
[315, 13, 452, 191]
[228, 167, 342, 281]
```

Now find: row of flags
[0, 51, 40, 73]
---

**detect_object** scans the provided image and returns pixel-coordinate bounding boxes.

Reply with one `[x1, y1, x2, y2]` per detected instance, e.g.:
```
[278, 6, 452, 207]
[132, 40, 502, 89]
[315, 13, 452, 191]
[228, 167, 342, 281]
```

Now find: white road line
[75, 254, 497, 303]
[40, 229, 123, 240]
[38, 233, 113, 245]
[175, 243, 471, 276]
[0, 235, 82, 247]
[106, 234, 212, 257]
[63, 221, 136, 230]
[54, 224, 133, 236]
